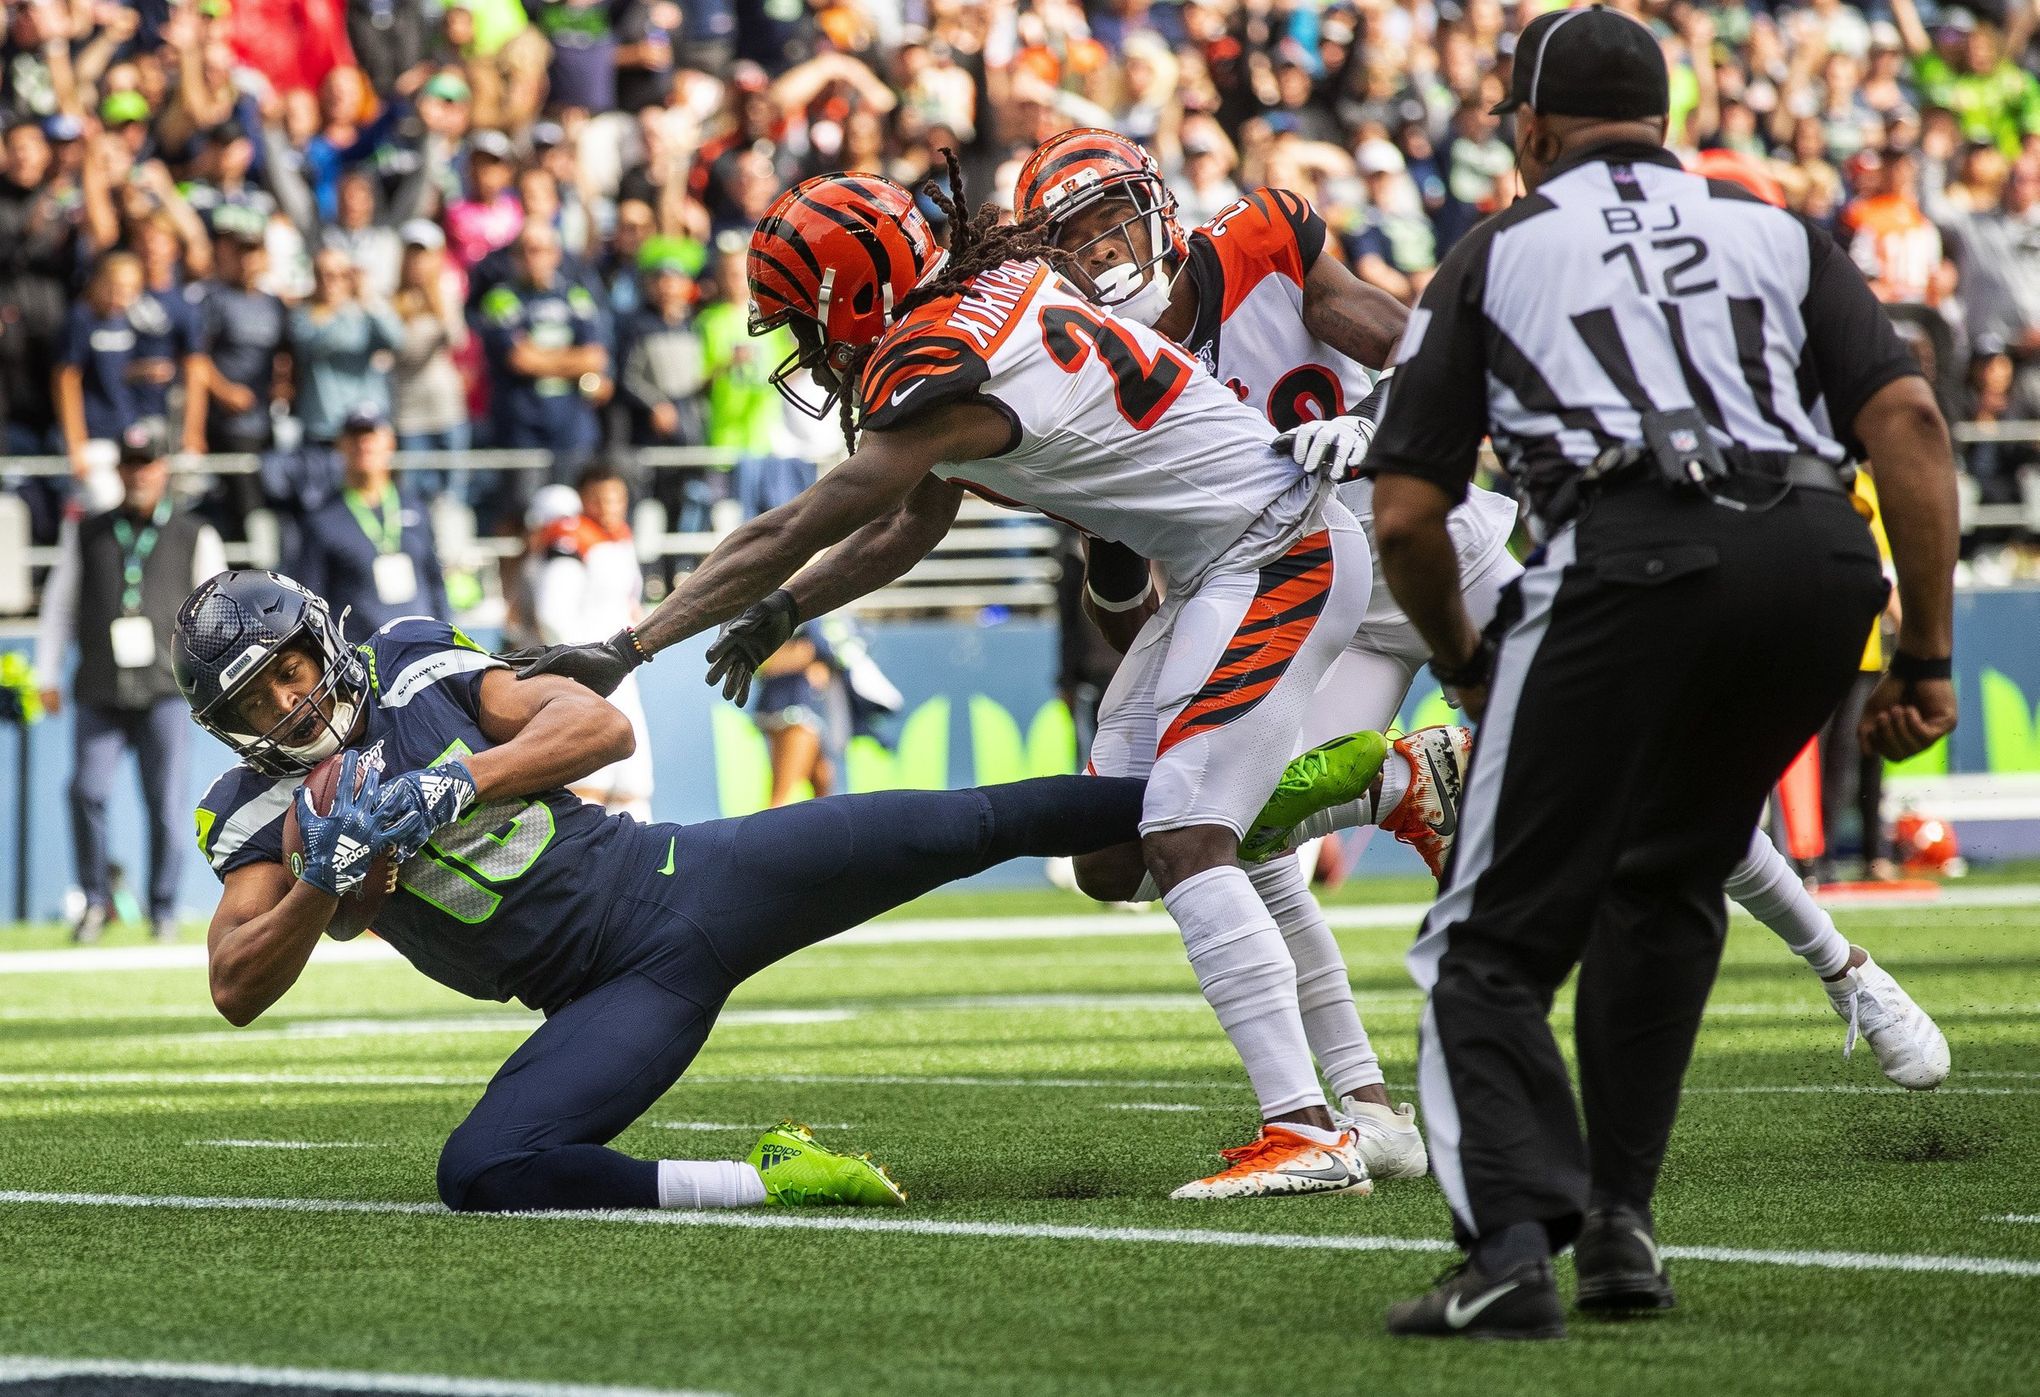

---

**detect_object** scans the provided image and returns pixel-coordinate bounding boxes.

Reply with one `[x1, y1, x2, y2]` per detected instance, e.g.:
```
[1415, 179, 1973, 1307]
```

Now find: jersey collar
[1542, 140, 1685, 185]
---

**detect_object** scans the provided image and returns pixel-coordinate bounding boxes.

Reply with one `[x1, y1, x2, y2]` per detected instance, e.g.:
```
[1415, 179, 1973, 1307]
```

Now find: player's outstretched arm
[788, 472, 966, 621]
[206, 860, 337, 1026]
[1300, 247, 1410, 371]
[634, 400, 1013, 655]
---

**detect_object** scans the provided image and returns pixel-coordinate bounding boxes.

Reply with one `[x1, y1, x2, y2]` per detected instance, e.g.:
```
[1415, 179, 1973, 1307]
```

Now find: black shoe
[1574, 1205, 1676, 1312]
[70, 905, 109, 945]
[1385, 1258, 1566, 1340]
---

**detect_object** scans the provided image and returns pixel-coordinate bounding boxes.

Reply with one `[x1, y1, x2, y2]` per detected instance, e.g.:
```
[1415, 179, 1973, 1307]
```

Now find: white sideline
[2, 1190, 2037, 1280]
[0, 1356, 721, 1396]
[7, 878, 2038, 975]
[193, 1139, 380, 1150]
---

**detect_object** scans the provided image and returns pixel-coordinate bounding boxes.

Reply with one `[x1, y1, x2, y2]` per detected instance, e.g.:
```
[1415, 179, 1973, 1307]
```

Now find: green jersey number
[396, 741, 556, 923]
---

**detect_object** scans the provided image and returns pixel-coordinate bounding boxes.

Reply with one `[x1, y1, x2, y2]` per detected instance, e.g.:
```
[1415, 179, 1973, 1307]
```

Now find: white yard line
[0, 1356, 722, 1396]
[1987, 1215, 2040, 1225]
[1, 1190, 2036, 1280]
[648, 1122, 851, 1132]
[192, 1139, 381, 1150]
[1102, 1103, 1208, 1112]
[7, 877, 2034, 976]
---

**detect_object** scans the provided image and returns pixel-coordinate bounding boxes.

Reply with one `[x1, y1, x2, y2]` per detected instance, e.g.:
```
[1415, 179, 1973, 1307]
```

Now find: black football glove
[501, 628, 646, 698]
[703, 589, 799, 706]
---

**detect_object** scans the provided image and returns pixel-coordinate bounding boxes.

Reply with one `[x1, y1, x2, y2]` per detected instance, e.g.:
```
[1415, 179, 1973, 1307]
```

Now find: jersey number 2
[397, 740, 556, 924]
[1039, 304, 1192, 431]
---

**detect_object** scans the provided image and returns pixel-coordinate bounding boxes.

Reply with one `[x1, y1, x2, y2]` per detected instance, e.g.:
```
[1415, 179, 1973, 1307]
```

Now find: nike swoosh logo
[1276, 1163, 1358, 1182]
[1629, 1227, 1662, 1274]
[890, 380, 927, 407]
[659, 836, 676, 876]
[1444, 1280, 1519, 1329]
[1423, 750, 1457, 839]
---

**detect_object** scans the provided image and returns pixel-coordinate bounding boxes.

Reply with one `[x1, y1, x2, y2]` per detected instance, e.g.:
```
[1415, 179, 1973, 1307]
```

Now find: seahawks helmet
[172, 571, 369, 777]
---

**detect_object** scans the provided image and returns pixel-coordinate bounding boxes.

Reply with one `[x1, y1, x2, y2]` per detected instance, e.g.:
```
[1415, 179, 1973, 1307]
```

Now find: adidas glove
[704, 590, 800, 706]
[294, 750, 386, 897]
[367, 760, 478, 865]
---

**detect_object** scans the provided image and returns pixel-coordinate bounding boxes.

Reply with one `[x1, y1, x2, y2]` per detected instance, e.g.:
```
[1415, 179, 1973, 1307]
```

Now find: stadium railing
[5, 426, 2038, 620]
[0, 446, 1062, 620]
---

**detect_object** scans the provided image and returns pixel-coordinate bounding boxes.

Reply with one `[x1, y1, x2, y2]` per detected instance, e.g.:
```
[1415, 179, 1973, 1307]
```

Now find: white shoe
[1333, 1098, 1429, 1180]
[1825, 950, 1951, 1090]
[1169, 1124, 1373, 1200]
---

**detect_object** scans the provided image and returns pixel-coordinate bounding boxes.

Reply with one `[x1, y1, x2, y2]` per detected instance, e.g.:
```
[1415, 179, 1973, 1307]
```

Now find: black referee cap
[1490, 6, 1670, 121]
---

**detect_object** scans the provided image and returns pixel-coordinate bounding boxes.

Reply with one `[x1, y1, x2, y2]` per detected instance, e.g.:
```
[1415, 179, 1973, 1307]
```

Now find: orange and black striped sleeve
[857, 313, 997, 433]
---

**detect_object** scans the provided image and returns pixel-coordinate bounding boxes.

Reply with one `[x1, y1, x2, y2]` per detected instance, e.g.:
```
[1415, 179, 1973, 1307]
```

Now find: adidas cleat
[1170, 1124, 1372, 1200]
[1334, 1098, 1429, 1181]
[1383, 725, 1473, 880]
[1826, 951, 1951, 1090]
[748, 1123, 907, 1207]
[1241, 731, 1390, 863]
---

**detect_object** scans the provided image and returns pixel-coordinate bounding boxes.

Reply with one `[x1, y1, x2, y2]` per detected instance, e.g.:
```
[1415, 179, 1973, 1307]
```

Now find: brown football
[280, 751, 398, 939]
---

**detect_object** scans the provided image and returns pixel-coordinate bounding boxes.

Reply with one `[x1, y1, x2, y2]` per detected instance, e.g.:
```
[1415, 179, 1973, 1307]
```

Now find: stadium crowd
[1, 0, 2038, 561]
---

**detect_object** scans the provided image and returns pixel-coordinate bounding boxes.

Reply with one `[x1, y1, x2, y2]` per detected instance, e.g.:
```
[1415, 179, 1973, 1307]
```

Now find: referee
[1365, 8, 1960, 1339]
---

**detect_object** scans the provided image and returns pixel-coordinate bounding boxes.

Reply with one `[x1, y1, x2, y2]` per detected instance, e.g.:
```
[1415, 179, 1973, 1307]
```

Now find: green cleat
[748, 1123, 908, 1207]
[1241, 731, 1390, 863]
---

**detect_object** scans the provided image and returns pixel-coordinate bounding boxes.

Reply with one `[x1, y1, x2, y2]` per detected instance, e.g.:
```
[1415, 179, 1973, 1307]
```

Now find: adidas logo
[755, 1144, 802, 1171]
[333, 837, 369, 871]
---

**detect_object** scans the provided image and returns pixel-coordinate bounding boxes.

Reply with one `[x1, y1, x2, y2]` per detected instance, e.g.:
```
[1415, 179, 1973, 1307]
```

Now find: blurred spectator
[1172, 118, 1242, 225]
[618, 235, 705, 449]
[1840, 146, 1945, 304]
[1891, 0, 2040, 159]
[289, 404, 448, 638]
[34, 421, 226, 945]
[695, 237, 788, 471]
[1964, 344, 2040, 504]
[56, 251, 149, 485]
[389, 220, 473, 485]
[290, 245, 402, 444]
[2, 117, 75, 482]
[195, 226, 290, 455]
[478, 220, 607, 483]
[1936, 155, 2040, 414]
[754, 622, 839, 807]
[528, 462, 653, 817]
[129, 212, 209, 455]
[444, 127, 521, 271]
[323, 167, 404, 302]
[345, 0, 430, 96]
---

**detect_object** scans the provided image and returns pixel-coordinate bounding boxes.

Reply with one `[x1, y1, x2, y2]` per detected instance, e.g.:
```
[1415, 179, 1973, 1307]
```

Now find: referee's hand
[1858, 675, 1957, 760]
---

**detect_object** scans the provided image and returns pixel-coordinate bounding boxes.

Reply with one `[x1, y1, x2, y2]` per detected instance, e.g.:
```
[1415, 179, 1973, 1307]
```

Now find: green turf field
[2, 885, 2036, 1396]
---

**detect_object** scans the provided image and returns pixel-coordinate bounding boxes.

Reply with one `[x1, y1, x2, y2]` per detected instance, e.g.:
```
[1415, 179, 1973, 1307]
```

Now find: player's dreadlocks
[834, 149, 1077, 454]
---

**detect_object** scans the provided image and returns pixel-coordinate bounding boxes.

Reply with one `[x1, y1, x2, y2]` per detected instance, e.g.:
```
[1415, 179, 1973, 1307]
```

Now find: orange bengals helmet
[1015, 128, 1184, 323]
[748, 173, 946, 418]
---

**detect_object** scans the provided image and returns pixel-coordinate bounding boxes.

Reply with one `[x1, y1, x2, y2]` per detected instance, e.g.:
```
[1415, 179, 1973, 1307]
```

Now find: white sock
[1162, 865, 1327, 1119]
[1275, 1120, 1344, 1145]
[1374, 752, 1411, 826]
[657, 1159, 768, 1209]
[1725, 833, 1851, 979]
[1247, 857, 1385, 1098]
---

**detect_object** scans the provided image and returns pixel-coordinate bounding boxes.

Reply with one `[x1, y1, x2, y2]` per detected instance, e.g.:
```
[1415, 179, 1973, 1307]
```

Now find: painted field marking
[192, 1139, 381, 1150]
[2, 1191, 2037, 1280]
[1988, 1215, 2040, 1225]
[1102, 1103, 1208, 1112]
[0, 1355, 723, 1396]
[648, 1122, 852, 1132]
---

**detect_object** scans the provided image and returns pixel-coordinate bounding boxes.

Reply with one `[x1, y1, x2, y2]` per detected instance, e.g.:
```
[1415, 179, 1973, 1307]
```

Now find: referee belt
[1538, 447, 1852, 533]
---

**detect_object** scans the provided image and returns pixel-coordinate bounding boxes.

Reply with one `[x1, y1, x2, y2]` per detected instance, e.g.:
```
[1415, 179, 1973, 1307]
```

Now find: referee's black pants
[1409, 479, 1888, 1255]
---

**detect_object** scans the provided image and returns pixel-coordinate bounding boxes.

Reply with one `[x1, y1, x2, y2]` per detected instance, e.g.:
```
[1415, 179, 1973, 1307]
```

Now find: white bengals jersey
[1181, 188, 1517, 583]
[858, 259, 1323, 589]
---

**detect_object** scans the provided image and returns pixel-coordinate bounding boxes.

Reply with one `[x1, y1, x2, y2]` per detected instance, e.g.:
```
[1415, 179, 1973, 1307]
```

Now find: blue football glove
[367, 759, 479, 865]
[294, 750, 385, 897]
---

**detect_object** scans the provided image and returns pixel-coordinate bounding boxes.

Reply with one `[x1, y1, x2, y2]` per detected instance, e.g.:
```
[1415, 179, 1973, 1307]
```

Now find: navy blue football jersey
[195, 617, 642, 1010]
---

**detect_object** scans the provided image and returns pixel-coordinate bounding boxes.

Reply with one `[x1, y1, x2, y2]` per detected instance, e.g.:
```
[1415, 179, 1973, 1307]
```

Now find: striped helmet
[1015, 128, 1191, 318]
[748, 173, 946, 418]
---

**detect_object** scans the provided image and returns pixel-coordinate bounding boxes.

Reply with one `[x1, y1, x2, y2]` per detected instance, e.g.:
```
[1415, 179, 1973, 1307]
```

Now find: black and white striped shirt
[1368, 142, 1921, 509]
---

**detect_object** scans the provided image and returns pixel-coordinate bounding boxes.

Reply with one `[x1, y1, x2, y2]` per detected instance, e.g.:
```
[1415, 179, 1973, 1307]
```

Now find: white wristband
[1086, 580, 1155, 613]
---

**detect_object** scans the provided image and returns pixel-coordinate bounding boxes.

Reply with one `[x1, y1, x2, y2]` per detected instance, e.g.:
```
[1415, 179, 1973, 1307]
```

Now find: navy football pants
[438, 776, 1144, 1212]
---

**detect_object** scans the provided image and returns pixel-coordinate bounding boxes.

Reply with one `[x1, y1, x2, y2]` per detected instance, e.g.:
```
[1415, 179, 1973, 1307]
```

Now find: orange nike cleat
[1170, 1124, 1373, 1200]
[1383, 725, 1474, 881]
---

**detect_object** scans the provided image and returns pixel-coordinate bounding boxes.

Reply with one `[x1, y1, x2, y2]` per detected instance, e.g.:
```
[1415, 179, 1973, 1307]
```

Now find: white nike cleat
[1383, 725, 1473, 880]
[1334, 1098, 1429, 1181]
[1825, 950, 1951, 1090]
[1170, 1124, 1373, 1200]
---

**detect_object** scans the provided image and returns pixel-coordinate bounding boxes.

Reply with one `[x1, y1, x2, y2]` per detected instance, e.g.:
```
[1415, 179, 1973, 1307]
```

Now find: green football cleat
[748, 1123, 908, 1207]
[1241, 730, 1390, 863]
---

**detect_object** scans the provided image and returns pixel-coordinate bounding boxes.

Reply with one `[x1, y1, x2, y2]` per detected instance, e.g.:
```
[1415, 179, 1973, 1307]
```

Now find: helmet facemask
[1046, 178, 1180, 327]
[195, 608, 369, 779]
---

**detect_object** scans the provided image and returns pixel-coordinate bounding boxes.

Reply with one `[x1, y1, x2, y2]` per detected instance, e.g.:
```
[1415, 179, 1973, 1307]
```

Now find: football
[280, 750, 399, 939]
